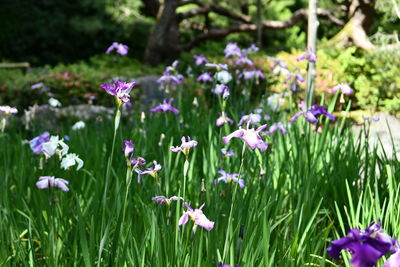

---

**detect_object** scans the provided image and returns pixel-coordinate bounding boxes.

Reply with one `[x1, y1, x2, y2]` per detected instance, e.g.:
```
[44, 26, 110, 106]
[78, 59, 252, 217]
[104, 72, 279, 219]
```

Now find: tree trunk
[144, 0, 181, 66]
[329, 0, 375, 50]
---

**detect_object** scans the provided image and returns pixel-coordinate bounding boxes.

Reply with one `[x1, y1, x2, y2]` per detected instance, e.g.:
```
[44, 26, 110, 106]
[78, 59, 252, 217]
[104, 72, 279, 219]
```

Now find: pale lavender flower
[197, 72, 213, 83]
[29, 132, 50, 154]
[329, 82, 354, 95]
[179, 203, 215, 231]
[214, 170, 245, 189]
[165, 60, 179, 73]
[266, 56, 288, 69]
[105, 42, 128, 56]
[205, 63, 228, 71]
[291, 105, 335, 124]
[224, 42, 242, 58]
[157, 72, 183, 85]
[235, 56, 254, 67]
[0, 106, 18, 115]
[240, 69, 265, 80]
[122, 140, 134, 158]
[296, 48, 317, 63]
[135, 160, 162, 183]
[241, 43, 259, 55]
[193, 54, 209, 65]
[171, 136, 198, 156]
[267, 123, 287, 135]
[238, 113, 261, 126]
[152, 196, 183, 206]
[36, 176, 69, 192]
[131, 157, 146, 167]
[221, 148, 234, 157]
[212, 84, 230, 99]
[216, 113, 234, 127]
[222, 125, 269, 152]
[31, 82, 45, 89]
[384, 239, 400, 267]
[151, 98, 180, 115]
[100, 81, 136, 105]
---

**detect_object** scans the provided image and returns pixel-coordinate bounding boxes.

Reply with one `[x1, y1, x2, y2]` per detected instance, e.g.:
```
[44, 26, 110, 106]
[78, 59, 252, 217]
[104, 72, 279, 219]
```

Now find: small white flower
[215, 71, 232, 84]
[72, 121, 85, 130]
[42, 136, 69, 158]
[61, 153, 84, 170]
[49, 98, 62, 107]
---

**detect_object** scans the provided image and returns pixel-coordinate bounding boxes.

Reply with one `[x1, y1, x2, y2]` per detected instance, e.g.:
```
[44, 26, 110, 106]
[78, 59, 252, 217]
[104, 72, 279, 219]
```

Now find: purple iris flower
[36, 176, 69, 192]
[224, 42, 242, 58]
[29, 132, 50, 154]
[221, 148, 234, 157]
[193, 54, 209, 65]
[100, 81, 136, 105]
[122, 140, 134, 158]
[285, 72, 305, 91]
[222, 124, 269, 152]
[235, 56, 254, 67]
[105, 42, 128, 56]
[135, 161, 162, 183]
[237, 113, 261, 126]
[197, 72, 213, 83]
[0, 106, 18, 115]
[131, 157, 146, 167]
[241, 43, 259, 55]
[216, 113, 234, 127]
[291, 105, 335, 124]
[157, 72, 183, 84]
[214, 170, 244, 189]
[329, 82, 354, 95]
[171, 136, 198, 156]
[205, 63, 228, 71]
[327, 222, 393, 267]
[296, 48, 317, 63]
[151, 98, 180, 115]
[178, 202, 215, 231]
[267, 123, 287, 135]
[218, 262, 240, 267]
[152, 196, 183, 206]
[212, 84, 230, 99]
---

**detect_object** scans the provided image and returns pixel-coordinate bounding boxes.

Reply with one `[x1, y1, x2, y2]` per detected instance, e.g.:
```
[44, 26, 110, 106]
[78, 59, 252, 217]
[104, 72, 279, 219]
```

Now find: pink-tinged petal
[194, 213, 215, 231]
[256, 141, 268, 152]
[241, 130, 261, 149]
[383, 250, 400, 267]
[222, 129, 244, 145]
[256, 124, 268, 133]
[170, 107, 180, 115]
[178, 212, 189, 226]
[170, 146, 181, 152]
[36, 179, 51, 190]
[268, 124, 278, 134]
[55, 179, 69, 192]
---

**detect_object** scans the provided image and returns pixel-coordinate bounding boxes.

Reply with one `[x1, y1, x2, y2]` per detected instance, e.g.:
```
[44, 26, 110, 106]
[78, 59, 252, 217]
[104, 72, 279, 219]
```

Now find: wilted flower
[105, 42, 128, 56]
[0, 106, 18, 115]
[197, 72, 213, 83]
[222, 124, 268, 152]
[215, 71, 232, 84]
[42, 136, 69, 158]
[48, 98, 62, 107]
[267, 122, 287, 135]
[135, 161, 162, 183]
[179, 203, 215, 231]
[171, 136, 198, 157]
[72, 121, 85, 130]
[193, 54, 208, 65]
[212, 84, 230, 99]
[329, 82, 354, 95]
[152, 195, 183, 206]
[216, 112, 234, 127]
[131, 157, 146, 167]
[214, 170, 244, 189]
[36, 176, 69, 192]
[100, 81, 136, 106]
[221, 148, 234, 157]
[291, 105, 335, 124]
[296, 48, 317, 63]
[238, 113, 261, 126]
[327, 221, 393, 267]
[61, 153, 84, 170]
[29, 132, 50, 154]
[151, 98, 180, 115]
[122, 140, 134, 158]
[224, 42, 242, 58]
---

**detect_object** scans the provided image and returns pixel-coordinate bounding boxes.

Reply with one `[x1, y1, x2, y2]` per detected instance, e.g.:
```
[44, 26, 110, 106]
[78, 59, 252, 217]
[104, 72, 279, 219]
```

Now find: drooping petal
[178, 212, 189, 226]
[222, 129, 245, 145]
[194, 212, 215, 231]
